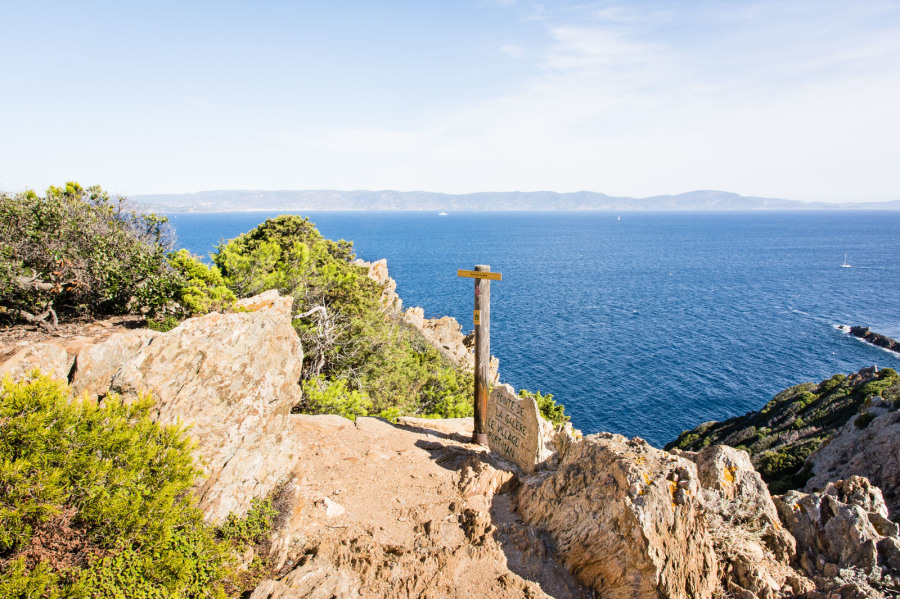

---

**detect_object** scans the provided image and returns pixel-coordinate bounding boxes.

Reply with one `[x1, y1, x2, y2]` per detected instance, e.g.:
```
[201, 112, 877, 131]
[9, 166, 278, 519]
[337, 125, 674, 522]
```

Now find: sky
[1, 0, 899, 202]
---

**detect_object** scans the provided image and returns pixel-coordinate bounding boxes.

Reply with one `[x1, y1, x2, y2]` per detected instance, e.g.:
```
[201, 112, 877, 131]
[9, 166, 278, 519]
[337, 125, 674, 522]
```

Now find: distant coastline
[134, 189, 900, 213]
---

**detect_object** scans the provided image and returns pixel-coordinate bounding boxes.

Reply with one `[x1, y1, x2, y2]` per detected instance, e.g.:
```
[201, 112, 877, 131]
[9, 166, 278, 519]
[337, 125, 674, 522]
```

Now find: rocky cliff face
[805, 407, 900, 516]
[354, 257, 501, 383]
[517, 433, 718, 599]
[1, 290, 305, 522]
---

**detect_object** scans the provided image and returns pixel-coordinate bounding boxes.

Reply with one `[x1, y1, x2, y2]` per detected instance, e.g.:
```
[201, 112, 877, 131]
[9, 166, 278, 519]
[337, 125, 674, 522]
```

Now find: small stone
[318, 497, 345, 518]
[823, 562, 839, 578]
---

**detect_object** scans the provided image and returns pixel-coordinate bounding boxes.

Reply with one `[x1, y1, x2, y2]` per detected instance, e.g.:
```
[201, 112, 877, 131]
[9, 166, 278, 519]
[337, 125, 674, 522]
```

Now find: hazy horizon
[2, 1, 898, 202]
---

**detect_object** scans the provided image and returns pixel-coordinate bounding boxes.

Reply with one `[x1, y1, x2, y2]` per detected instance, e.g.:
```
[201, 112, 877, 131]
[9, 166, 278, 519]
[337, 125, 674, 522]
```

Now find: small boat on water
[842, 253, 851, 268]
[438, 212, 448, 216]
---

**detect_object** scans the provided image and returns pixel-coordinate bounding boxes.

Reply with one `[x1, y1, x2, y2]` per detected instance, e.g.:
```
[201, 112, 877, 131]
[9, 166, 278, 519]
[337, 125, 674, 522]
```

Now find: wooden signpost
[457, 265, 502, 446]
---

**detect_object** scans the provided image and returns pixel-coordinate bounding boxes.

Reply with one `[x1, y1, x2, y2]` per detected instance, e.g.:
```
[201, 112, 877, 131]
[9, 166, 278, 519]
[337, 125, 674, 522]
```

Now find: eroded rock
[805, 410, 900, 516]
[517, 432, 718, 599]
[110, 290, 305, 521]
[0, 342, 72, 382]
[775, 477, 894, 577]
[70, 329, 158, 399]
[686, 445, 798, 599]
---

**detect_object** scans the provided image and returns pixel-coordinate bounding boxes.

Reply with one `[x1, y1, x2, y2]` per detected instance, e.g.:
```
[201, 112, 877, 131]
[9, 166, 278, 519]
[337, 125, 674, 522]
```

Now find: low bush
[519, 389, 570, 426]
[0, 372, 229, 598]
[0, 183, 178, 327]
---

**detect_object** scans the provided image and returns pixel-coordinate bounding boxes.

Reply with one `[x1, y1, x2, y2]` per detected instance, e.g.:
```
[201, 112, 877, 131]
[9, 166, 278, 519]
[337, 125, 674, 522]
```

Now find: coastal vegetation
[0, 183, 569, 424]
[667, 367, 900, 494]
[0, 373, 285, 598]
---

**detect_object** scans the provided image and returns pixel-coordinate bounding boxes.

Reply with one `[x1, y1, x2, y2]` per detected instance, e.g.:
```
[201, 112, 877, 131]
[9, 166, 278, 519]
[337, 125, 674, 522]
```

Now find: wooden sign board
[458, 270, 502, 281]
[486, 385, 544, 473]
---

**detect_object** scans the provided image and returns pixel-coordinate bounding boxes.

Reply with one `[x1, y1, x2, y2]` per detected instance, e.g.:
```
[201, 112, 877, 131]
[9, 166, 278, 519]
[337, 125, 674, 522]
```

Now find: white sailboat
[842, 253, 851, 268]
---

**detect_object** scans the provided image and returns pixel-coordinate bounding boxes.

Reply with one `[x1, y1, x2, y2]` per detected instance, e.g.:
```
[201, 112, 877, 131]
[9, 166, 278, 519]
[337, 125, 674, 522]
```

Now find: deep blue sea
[166, 211, 900, 447]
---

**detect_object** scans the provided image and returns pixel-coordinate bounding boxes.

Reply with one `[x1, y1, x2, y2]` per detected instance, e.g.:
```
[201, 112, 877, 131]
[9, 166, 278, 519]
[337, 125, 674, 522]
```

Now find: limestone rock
[70, 329, 158, 399]
[0, 342, 72, 382]
[805, 410, 900, 516]
[685, 445, 797, 598]
[403, 306, 500, 383]
[353, 258, 401, 313]
[110, 290, 305, 521]
[516, 432, 718, 599]
[774, 477, 893, 576]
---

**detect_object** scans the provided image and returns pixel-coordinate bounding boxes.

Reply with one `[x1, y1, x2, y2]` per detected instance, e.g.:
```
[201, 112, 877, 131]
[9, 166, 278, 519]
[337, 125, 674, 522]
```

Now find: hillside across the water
[134, 189, 900, 212]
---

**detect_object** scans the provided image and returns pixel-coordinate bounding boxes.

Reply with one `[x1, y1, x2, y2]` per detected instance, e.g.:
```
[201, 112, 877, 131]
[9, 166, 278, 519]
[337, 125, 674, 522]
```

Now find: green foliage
[0, 372, 228, 598]
[166, 250, 236, 316]
[667, 369, 895, 495]
[0, 183, 178, 323]
[298, 376, 373, 420]
[819, 373, 846, 394]
[0, 557, 58, 599]
[518, 389, 570, 426]
[216, 498, 278, 547]
[213, 215, 477, 420]
[146, 315, 184, 332]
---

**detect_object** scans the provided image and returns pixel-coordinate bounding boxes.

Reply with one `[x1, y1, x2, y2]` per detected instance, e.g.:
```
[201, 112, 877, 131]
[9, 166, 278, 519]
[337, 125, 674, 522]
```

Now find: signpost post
[457, 265, 502, 446]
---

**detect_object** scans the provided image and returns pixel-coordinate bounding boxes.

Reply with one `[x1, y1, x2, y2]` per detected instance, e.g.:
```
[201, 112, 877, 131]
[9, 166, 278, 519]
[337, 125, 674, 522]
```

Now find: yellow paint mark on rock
[723, 465, 737, 485]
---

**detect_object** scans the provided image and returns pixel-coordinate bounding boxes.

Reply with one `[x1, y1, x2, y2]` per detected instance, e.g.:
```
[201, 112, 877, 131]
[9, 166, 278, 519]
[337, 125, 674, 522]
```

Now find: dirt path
[255, 415, 592, 598]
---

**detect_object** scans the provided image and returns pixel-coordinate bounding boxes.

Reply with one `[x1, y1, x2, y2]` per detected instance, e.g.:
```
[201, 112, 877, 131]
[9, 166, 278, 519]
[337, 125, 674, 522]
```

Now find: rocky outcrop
[353, 258, 402, 313]
[403, 306, 500, 384]
[108, 290, 305, 522]
[681, 445, 798, 599]
[775, 477, 900, 594]
[805, 409, 900, 516]
[0, 341, 72, 381]
[846, 326, 900, 354]
[70, 329, 158, 399]
[517, 433, 718, 599]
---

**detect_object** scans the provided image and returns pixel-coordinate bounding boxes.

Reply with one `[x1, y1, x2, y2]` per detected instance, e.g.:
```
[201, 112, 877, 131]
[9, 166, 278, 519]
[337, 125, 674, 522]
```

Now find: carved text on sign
[486, 385, 543, 473]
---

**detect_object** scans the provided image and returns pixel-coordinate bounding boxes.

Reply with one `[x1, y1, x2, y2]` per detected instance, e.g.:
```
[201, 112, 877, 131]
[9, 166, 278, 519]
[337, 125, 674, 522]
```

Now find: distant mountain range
[132, 189, 900, 212]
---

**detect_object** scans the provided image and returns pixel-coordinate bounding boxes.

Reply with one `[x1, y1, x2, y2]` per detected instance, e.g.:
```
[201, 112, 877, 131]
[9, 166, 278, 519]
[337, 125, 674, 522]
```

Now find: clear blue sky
[2, 0, 899, 202]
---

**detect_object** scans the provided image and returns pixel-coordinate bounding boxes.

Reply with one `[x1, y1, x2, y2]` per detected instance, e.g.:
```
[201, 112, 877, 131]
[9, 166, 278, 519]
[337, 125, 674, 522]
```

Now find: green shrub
[298, 376, 373, 420]
[167, 249, 236, 316]
[0, 183, 178, 325]
[519, 389, 569, 426]
[0, 372, 228, 598]
[819, 373, 846, 394]
[216, 497, 278, 547]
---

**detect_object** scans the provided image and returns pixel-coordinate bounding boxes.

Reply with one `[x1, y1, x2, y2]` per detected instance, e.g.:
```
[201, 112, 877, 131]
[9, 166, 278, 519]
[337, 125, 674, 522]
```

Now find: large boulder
[805, 410, 900, 516]
[516, 433, 718, 599]
[110, 290, 305, 521]
[683, 445, 798, 599]
[775, 476, 899, 577]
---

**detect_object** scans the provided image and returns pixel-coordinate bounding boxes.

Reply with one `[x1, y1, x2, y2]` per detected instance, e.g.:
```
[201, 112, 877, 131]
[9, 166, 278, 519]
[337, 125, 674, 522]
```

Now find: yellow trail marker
[458, 269, 502, 281]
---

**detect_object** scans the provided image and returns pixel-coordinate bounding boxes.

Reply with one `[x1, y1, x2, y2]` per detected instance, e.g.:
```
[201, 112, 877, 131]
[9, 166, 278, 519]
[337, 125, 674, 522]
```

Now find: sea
[165, 210, 900, 447]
